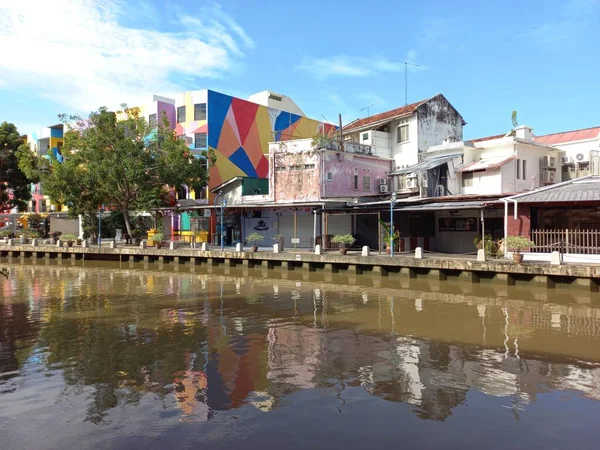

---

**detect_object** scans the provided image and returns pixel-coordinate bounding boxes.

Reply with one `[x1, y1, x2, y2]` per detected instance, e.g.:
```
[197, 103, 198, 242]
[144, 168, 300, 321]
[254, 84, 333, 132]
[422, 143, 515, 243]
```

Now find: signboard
[291, 237, 300, 244]
[439, 217, 478, 232]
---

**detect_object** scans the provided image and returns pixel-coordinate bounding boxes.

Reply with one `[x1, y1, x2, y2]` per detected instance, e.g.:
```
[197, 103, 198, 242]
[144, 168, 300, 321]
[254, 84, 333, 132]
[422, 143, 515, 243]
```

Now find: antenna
[320, 114, 331, 123]
[360, 102, 377, 117]
[390, 60, 420, 105]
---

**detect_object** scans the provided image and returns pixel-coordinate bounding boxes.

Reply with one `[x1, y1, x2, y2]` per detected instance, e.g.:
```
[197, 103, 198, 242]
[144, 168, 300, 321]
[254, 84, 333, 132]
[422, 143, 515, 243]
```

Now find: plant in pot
[331, 234, 356, 255]
[383, 229, 400, 254]
[50, 231, 62, 245]
[473, 234, 499, 258]
[61, 234, 78, 248]
[132, 229, 145, 246]
[504, 235, 535, 263]
[245, 232, 264, 252]
[150, 232, 164, 249]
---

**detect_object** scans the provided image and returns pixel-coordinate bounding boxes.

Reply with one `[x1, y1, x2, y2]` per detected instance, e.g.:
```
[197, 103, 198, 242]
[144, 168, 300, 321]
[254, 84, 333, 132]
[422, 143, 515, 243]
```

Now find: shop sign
[439, 217, 478, 232]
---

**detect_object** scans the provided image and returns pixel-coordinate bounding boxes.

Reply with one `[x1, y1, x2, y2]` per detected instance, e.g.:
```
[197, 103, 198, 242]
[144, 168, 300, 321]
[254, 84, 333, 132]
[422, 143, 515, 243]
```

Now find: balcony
[313, 137, 373, 156]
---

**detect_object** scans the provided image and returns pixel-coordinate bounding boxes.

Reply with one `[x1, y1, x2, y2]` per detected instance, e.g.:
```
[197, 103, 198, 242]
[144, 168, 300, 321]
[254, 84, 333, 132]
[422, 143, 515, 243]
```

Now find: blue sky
[1, 0, 599, 139]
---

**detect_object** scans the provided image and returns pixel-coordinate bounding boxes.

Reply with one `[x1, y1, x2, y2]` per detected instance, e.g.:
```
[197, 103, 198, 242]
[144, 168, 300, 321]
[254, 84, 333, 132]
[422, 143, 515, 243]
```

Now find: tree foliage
[18, 106, 212, 236]
[0, 122, 32, 212]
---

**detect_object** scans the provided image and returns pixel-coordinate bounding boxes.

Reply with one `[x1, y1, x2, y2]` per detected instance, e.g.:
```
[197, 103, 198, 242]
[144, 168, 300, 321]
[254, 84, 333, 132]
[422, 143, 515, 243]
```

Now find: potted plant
[385, 230, 401, 254]
[132, 229, 145, 245]
[50, 231, 62, 245]
[150, 232, 164, 249]
[61, 234, 78, 248]
[504, 235, 535, 263]
[245, 232, 264, 252]
[331, 234, 356, 255]
[0, 230, 13, 242]
[473, 234, 499, 258]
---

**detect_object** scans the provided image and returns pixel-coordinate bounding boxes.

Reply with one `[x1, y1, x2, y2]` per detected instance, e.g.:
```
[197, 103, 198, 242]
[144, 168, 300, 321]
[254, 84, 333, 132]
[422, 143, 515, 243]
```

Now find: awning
[390, 153, 462, 175]
[456, 155, 515, 172]
[397, 200, 499, 211]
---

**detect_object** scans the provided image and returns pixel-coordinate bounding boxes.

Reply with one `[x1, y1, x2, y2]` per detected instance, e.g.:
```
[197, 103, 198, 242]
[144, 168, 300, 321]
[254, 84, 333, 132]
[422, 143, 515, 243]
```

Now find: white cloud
[296, 52, 427, 80]
[528, 0, 599, 45]
[296, 55, 404, 79]
[0, 0, 254, 112]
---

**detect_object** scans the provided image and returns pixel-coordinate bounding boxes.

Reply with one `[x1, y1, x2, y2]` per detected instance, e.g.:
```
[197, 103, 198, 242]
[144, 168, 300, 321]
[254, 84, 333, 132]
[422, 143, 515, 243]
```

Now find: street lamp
[98, 204, 105, 248]
[220, 198, 227, 251]
[390, 193, 397, 257]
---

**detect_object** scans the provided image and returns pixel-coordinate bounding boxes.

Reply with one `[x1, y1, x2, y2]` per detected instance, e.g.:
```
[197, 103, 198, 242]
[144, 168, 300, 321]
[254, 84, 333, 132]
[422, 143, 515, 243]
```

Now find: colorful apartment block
[137, 90, 335, 199]
[23, 124, 65, 213]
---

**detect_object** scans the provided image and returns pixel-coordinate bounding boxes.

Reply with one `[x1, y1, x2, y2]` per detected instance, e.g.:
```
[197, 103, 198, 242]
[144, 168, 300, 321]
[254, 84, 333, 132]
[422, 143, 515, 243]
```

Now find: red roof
[343, 98, 428, 132]
[468, 133, 506, 143]
[534, 126, 600, 145]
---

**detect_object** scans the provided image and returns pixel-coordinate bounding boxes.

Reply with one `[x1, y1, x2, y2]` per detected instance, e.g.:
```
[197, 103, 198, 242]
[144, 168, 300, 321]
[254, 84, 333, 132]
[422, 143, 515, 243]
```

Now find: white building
[342, 94, 465, 166]
[534, 126, 600, 180]
[247, 90, 305, 116]
[392, 125, 564, 198]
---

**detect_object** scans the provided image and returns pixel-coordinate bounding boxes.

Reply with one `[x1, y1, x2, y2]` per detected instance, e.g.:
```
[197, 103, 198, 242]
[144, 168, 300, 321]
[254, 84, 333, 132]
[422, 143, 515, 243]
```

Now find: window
[148, 113, 157, 128]
[362, 175, 371, 190]
[177, 106, 186, 123]
[516, 158, 521, 179]
[397, 121, 409, 143]
[304, 164, 315, 170]
[522, 160, 527, 180]
[275, 165, 286, 172]
[462, 171, 474, 187]
[269, 94, 282, 101]
[290, 165, 301, 171]
[354, 175, 359, 189]
[194, 132, 207, 149]
[194, 103, 207, 121]
[326, 172, 333, 181]
[362, 132, 369, 141]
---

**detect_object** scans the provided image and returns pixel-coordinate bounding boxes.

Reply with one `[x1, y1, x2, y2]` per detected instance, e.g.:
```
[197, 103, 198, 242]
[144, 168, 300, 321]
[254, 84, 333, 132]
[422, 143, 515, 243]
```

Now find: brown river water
[1, 261, 600, 449]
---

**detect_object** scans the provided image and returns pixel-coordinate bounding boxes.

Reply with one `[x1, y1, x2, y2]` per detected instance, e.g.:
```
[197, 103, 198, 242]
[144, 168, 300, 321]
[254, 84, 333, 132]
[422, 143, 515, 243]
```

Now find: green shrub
[61, 234, 78, 241]
[245, 232, 264, 245]
[331, 234, 356, 247]
[150, 233, 164, 242]
[505, 235, 535, 254]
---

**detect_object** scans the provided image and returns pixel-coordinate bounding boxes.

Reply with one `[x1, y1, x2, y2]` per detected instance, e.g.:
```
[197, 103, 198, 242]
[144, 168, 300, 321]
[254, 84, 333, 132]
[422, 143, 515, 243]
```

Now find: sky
[1, 0, 599, 139]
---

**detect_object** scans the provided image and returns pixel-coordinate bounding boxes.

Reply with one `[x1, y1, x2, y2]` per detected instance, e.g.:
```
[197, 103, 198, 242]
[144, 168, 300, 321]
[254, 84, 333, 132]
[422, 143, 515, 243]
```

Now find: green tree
[0, 122, 32, 211]
[19, 106, 212, 236]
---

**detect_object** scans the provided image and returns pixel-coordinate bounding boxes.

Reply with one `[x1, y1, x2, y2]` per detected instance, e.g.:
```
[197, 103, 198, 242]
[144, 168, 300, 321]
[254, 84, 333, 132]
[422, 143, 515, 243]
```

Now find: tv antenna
[360, 102, 377, 117]
[390, 60, 421, 105]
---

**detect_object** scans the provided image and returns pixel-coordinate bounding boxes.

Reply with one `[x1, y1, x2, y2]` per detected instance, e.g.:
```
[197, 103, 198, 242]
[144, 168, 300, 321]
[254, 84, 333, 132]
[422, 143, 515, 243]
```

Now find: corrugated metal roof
[390, 153, 462, 176]
[456, 155, 515, 172]
[511, 177, 600, 203]
[534, 126, 600, 145]
[398, 200, 497, 211]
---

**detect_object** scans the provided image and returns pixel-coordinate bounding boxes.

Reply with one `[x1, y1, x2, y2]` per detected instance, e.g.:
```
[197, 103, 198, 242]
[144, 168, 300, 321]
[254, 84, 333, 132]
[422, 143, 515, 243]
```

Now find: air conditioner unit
[540, 170, 556, 184]
[562, 156, 570, 165]
[379, 185, 389, 193]
[379, 178, 388, 186]
[406, 178, 418, 189]
[541, 155, 556, 168]
[576, 153, 586, 162]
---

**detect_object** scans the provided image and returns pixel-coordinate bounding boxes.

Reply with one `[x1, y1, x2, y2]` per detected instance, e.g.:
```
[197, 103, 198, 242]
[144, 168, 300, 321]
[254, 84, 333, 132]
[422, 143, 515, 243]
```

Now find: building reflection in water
[1, 263, 600, 426]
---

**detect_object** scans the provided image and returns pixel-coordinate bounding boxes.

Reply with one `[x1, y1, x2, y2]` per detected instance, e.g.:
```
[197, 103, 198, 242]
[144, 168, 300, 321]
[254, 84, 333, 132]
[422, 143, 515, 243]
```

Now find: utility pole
[338, 113, 344, 152]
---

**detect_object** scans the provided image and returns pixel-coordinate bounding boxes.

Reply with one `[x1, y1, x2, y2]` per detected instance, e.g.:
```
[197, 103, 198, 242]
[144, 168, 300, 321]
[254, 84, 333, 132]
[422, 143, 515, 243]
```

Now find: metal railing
[531, 229, 600, 254]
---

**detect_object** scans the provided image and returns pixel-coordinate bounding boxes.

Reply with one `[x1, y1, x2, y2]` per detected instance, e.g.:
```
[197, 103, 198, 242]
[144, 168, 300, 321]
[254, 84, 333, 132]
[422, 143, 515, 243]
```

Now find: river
[1, 261, 600, 449]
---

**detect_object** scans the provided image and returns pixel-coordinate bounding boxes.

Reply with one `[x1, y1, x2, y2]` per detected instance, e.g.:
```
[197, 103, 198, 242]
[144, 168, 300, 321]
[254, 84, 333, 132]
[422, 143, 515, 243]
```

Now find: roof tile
[534, 126, 600, 145]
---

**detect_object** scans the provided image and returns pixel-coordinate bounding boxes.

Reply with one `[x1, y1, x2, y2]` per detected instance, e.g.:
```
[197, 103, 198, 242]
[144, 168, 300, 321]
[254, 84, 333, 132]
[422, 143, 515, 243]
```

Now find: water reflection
[1, 263, 600, 447]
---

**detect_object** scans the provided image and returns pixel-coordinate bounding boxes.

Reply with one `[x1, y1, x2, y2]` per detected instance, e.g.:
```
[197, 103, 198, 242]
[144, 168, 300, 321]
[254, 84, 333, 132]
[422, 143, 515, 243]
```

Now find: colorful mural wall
[137, 89, 336, 196]
[207, 90, 336, 189]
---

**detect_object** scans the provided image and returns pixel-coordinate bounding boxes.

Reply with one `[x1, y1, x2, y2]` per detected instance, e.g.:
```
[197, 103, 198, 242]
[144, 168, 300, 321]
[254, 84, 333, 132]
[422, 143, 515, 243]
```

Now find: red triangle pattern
[231, 98, 259, 144]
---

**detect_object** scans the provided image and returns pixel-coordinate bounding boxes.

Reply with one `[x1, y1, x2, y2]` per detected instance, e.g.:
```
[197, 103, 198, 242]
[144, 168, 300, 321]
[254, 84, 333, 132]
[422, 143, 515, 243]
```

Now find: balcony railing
[314, 137, 372, 155]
